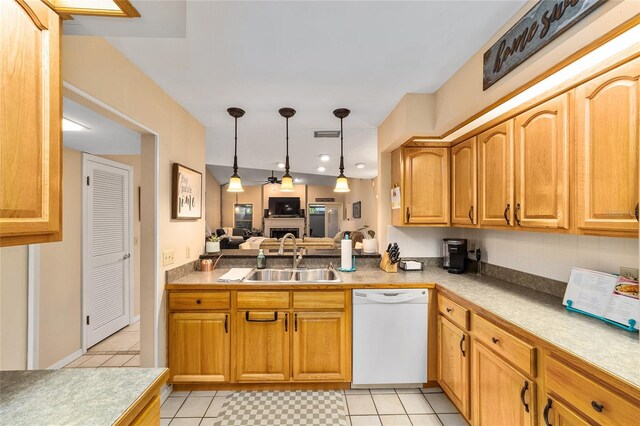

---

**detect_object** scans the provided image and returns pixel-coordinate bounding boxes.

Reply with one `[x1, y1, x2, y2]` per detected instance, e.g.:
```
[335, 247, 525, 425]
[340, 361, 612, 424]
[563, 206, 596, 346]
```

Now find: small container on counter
[200, 259, 213, 272]
[257, 249, 266, 269]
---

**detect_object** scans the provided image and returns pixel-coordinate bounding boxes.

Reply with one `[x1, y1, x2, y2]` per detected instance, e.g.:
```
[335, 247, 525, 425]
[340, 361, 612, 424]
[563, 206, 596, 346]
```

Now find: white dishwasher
[352, 289, 429, 386]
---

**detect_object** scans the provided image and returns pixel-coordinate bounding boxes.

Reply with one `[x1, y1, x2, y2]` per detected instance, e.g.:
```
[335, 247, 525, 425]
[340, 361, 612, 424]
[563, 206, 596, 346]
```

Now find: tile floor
[160, 387, 466, 426]
[64, 321, 140, 368]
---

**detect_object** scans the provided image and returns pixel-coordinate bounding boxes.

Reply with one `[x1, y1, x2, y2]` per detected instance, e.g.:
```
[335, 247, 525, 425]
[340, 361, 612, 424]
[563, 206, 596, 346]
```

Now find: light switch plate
[163, 250, 175, 266]
[186, 246, 191, 258]
[619, 267, 638, 280]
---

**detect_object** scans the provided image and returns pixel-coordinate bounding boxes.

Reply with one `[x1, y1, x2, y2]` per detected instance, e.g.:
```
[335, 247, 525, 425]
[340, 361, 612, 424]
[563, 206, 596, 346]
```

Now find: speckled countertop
[0, 368, 168, 426]
[168, 267, 640, 389]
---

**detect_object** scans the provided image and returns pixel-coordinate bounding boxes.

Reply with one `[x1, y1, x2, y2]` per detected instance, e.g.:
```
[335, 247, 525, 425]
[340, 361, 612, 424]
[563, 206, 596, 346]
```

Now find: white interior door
[325, 203, 342, 238]
[83, 154, 133, 348]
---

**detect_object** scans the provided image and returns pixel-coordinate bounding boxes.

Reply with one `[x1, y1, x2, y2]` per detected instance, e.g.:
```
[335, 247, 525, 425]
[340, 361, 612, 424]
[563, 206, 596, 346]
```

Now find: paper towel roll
[341, 238, 352, 270]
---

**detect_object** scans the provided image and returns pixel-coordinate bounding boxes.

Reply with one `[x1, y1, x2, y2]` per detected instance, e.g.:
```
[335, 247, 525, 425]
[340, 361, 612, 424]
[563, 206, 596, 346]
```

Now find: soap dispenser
[257, 249, 266, 269]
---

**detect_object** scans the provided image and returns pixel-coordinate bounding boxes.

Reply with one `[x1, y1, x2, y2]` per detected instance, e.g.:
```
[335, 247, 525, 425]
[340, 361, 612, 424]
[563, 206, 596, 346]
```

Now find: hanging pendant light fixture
[333, 108, 351, 193]
[278, 107, 296, 192]
[227, 107, 245, 192]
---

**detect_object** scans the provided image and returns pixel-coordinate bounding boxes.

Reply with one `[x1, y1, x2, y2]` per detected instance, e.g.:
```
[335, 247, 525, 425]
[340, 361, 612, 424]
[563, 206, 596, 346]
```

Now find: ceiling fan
[246, 170, 282, 185]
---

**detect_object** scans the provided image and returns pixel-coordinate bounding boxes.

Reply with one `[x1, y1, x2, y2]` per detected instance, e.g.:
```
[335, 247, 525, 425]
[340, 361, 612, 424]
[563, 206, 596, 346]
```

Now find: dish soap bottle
[257, 249, 266, 269]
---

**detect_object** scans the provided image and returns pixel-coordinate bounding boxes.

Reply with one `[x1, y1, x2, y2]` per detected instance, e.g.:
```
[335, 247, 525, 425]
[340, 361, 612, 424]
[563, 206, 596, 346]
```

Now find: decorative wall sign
[172, 163, 202, 220]
[353, 201, 362, 219]
[483, 0, 606, 90]
[315, 197, 335, 202]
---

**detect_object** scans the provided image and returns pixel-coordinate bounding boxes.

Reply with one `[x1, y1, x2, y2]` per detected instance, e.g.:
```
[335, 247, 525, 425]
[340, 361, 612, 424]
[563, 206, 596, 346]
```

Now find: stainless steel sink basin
[244, 268, 341, 283]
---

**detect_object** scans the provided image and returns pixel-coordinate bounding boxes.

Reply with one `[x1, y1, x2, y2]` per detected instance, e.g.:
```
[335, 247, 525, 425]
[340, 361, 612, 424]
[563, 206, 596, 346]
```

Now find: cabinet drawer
[237, 291, 290, 309]
[546, 356, 640, 426]
[293, 291, 345, 309]
[438, 294, 469, 330]
[169, 292, 230, 311]
[473, 314, 535, 376]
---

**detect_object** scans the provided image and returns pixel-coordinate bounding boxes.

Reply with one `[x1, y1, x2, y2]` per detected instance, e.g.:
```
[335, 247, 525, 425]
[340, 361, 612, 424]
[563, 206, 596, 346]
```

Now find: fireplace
[271, 228, 299, 239]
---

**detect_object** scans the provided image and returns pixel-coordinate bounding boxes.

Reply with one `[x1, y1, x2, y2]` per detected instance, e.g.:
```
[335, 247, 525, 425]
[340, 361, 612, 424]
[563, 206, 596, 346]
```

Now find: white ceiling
[66, 0, 526, 178]
[63, 98, 141, 155]
[208, 165, 341, 187]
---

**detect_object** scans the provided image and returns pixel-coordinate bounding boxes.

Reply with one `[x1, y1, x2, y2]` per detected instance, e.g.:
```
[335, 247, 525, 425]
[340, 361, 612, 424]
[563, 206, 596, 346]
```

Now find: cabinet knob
[591, 401, 604, 413]
[446, 308, 453, 313]
[196, 299, 202, 304]
[491, 337, 499, 344]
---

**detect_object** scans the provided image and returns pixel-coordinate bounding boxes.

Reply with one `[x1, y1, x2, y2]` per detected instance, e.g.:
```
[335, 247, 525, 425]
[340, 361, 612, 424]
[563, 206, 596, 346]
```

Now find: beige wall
[221, 185, 263, 230]
[0, 246, 28, 370]
[62, 36, 206, 368]
[344, 178, 378, 237]
[306, 186, 345, 208]
[205, 170, 221, 232]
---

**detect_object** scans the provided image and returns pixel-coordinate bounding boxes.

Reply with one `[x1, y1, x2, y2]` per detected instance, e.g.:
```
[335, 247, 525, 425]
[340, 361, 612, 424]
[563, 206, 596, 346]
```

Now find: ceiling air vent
[314, 130, 340, 138]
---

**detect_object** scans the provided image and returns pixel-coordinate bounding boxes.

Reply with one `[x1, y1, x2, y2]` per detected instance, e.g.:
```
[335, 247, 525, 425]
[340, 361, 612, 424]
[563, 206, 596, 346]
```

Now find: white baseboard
[131, 315, 140, 324]
[161, 384, 173, 404]
[47, 348, 83, 370]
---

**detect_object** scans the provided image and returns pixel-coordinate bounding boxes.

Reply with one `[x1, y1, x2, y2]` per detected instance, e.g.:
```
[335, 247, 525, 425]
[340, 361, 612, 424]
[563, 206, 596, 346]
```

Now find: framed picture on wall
[353, 201, 362, 219]
[172, 163, 202, 220]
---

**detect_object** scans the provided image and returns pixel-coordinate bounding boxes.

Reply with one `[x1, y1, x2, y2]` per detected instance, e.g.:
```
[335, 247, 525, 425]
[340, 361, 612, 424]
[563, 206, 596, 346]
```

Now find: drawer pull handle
[468, 206, 474, 224]
[543, 399, 552, 426]
[520, 381, 529, 413]
[245, 311, 278, 322]
[491, 337, 499, 344]
[224, 314, 228, 333]
[514, 203, 521, 226]
[446, 308, 453, 313]
[196, 299, 202, 305]
[591, 401, 604, 413]
[284, 313, 288, 332]
[504, 204, 511, 225]
[294, 313, 298, 332]
[459, 334, 466, 357]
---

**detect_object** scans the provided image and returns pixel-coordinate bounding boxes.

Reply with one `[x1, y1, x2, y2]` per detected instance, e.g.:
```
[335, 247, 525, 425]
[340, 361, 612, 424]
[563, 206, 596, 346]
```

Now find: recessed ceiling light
[62, 118, 87, 132]
[319, 154, 330, 162]
[276, 162, 285, 169]
[355, 163, 365, 169]
[317, 166, 326, 172]
[294, 178, 302, 183]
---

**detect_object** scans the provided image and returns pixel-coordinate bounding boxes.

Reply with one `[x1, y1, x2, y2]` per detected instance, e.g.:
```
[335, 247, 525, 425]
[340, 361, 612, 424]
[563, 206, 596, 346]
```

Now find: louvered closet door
[85, 155, 131, 348]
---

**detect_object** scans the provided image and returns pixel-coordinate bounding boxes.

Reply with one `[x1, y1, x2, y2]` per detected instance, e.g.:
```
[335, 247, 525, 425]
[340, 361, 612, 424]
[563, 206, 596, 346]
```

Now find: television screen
[269, 197, 300, 217]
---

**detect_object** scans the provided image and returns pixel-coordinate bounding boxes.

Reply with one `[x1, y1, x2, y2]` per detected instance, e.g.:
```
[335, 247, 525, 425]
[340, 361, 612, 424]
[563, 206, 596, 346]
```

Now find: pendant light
[333, 108, 351, 193]
[227, 107, 245, 192]
[278, 107, 296, 192]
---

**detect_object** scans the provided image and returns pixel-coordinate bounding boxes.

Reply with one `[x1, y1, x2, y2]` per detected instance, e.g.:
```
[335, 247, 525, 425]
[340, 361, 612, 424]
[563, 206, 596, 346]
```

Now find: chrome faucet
[278, 233, 303, 268]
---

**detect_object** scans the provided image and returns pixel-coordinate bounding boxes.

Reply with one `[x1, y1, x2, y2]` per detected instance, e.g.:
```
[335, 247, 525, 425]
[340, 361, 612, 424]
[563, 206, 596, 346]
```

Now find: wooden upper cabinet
[478, 121, 514, 227]
[437, 316, 469, 419]
[403, 147, 450, 225]
[451, 138, 477, 226]
[514, 94, 570, 229]
[391, 148, 403, 226]
[576, 58, 639, 234]
[1, 0, 62, 247]
[169, 313, 230, 383]
[292, 312, 348, 382]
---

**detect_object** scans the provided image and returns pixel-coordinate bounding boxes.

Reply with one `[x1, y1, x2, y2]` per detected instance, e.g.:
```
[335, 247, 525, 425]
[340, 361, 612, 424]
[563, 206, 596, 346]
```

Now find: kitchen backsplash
[387, 226, 639, 283]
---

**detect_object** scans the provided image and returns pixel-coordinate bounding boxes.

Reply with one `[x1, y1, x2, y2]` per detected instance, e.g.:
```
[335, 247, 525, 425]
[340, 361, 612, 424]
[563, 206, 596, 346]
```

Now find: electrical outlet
[186, 246, 191, 258]
[620, 267, 638, 280]
[162, 250, 174, 266]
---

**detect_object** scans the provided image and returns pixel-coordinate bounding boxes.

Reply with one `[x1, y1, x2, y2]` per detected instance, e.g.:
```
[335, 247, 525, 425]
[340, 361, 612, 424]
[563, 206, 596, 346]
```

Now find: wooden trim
[42, 0, 140, 18]
[113, 369, 169, 426]
[173, 382, 351, 392]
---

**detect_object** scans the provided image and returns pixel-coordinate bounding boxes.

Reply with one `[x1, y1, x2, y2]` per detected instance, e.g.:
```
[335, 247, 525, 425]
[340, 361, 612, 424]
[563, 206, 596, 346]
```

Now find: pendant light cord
[233, 116, 238, 174]
[339, 117, 345, 175]
[285, 116, 290, 175]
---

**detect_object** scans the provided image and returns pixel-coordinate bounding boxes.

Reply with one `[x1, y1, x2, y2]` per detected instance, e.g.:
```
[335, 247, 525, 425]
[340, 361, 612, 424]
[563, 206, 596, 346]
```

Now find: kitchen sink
[244, 268, 341, 283]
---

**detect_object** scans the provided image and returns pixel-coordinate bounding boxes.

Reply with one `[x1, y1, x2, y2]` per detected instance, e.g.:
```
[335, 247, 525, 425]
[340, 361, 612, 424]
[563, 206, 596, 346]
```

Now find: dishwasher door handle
[354, 291, 427, 304]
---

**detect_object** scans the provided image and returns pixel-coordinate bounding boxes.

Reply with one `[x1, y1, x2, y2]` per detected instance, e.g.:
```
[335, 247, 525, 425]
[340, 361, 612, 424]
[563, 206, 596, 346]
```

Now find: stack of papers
[218, 268, 253, 282]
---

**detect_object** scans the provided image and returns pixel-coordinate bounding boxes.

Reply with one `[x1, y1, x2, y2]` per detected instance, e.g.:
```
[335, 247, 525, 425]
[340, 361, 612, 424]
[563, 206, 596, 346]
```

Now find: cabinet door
[451, 138, 477, 226]
[437, 316, 469, 419]
[514, 94, 569, 229]
[576, 58, 639, 233]
[169, 312, 230, 383]
[542, 397, 590, 426]
[478, 121, 514, 227]
[292, 312, 347, 382]
[472, 342, 534, 426]
[403, 148, 450, 225]
[1, 0, 62, 246]
[236, 311, 289, 382]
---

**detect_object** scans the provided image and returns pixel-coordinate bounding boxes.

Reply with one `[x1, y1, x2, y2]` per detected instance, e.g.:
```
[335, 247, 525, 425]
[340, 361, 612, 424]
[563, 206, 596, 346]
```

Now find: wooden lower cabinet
[437, 315, 469, 419]
[169, 312, 230, 383]
[542, 397, 589, 426]
[292, 312, 347, 381]
[236, 311, 290, 382]
[472, 342, 535, 426]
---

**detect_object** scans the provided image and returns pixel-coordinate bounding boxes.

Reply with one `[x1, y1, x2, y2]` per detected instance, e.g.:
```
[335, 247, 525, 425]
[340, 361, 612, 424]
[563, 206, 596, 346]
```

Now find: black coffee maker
[443, 239, 467, 274]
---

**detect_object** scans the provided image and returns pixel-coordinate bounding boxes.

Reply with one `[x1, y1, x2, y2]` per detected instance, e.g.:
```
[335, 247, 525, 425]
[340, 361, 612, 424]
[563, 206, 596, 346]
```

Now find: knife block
[379, 252, 398, 273]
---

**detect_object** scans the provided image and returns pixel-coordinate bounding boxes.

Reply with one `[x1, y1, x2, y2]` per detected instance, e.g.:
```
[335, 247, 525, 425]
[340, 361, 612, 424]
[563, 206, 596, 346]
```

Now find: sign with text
[483, 0, 606, 90]
[315, 198, 335, 202]
[172, 163, 202, 220]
